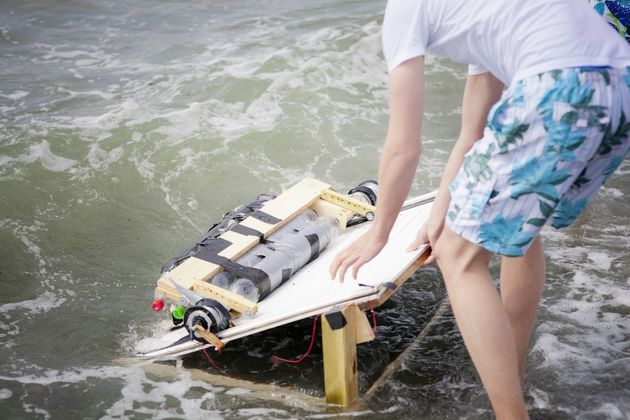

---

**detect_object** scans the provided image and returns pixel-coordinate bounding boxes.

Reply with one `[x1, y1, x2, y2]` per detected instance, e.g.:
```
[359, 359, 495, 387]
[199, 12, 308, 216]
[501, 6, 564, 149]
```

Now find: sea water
[0, 0, 628, 418]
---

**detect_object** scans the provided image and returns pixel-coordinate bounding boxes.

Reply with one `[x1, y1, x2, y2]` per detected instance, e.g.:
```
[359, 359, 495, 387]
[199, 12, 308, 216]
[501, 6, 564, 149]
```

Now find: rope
[271, 315, 320, 364]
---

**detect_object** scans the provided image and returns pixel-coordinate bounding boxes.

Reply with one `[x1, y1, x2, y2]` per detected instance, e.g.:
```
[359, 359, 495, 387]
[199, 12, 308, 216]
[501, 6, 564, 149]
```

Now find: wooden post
[321, 304, 359, 405]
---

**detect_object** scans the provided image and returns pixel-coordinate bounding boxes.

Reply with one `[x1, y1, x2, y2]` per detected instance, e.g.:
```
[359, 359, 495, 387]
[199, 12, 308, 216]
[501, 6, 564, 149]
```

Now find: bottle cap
[151, 299, 165, 312]
[172, 305, 186, 320]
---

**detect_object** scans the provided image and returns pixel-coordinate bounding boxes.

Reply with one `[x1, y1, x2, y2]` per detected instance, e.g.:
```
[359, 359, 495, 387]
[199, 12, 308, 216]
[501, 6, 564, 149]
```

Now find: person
[330, 0, 630, 418]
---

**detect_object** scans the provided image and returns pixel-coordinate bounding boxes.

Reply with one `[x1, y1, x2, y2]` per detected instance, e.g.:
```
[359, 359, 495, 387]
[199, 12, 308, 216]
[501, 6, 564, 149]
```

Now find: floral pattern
[508, 157, 571, 202]
[478, 216, 537, 256]
[551, 198, 589, 228]
[588, 0, 630, 41]
[447, 67, 630, 257]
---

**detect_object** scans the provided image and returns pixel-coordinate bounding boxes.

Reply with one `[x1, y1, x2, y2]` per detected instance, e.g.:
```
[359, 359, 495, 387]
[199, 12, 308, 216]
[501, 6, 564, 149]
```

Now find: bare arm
[409, 71, 504, 257]
[330, 57, 425, 281]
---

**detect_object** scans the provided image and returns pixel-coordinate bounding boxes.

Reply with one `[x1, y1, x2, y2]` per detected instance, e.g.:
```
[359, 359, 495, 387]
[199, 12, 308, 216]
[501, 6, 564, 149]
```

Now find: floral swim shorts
[446, 67, 630, 257]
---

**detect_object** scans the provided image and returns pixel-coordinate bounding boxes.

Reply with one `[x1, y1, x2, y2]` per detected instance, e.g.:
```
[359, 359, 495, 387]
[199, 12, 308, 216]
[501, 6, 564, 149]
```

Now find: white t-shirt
[382, 0, 630, 85]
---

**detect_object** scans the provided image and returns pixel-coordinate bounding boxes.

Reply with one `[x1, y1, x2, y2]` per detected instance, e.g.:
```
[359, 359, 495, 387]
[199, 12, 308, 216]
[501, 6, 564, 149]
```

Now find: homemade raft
[136, 178, 435, 405]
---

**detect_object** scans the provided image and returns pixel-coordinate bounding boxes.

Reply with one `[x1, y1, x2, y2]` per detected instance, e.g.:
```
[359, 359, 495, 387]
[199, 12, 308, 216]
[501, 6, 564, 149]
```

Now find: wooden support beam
[322, 304, 359, 406]
[349, 304, 375, 344]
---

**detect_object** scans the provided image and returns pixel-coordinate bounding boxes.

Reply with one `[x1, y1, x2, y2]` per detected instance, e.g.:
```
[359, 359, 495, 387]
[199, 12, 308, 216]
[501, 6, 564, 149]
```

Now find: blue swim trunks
[446, 67, 630, 257]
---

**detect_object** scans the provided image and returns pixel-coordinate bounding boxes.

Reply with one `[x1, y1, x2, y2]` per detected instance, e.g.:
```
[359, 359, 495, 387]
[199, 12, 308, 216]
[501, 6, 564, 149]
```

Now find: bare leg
[500, 236, 545, 380]
[434, 226, 529, 420]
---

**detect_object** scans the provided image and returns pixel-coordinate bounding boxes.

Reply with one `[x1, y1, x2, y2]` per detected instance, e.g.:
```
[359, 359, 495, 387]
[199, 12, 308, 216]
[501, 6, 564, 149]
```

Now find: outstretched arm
[330, 56, 425, 281]
[408, 71, 504, 259]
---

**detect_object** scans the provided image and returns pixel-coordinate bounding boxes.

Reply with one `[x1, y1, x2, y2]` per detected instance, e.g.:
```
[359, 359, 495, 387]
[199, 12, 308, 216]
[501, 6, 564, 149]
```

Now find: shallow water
[0, 0, 628, 418]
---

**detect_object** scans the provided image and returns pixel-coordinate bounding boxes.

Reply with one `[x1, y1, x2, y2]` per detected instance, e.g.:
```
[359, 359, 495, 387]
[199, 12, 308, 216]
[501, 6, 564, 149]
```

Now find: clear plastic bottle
[229, 277, 260, 302]
[211, 243, 273, 289]
[211, 271, 234, 289]
[229, 215, 339, 302]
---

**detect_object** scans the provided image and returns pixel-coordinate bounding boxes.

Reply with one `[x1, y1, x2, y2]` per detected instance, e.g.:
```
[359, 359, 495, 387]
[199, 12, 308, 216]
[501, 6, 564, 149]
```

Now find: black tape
[250, 210, 281, 225]
[348, 183, 377, 205]
[229, 224, 265, 242]
[196, 237, 231, 255]
[281, 268, 292, 283]
[197, 298, 231, 331]
[382, 282, 397, 290]
[325, 311, 347, 330]
[304, 233, 320, 263]
[195, 241, 272, 297]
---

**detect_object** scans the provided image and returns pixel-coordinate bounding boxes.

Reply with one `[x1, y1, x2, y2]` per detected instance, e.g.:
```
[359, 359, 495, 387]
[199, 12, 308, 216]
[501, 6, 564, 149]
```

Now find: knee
[432, 233, 454, 269]
[433, 233, 462, 279]
[433, 228, 491, 279]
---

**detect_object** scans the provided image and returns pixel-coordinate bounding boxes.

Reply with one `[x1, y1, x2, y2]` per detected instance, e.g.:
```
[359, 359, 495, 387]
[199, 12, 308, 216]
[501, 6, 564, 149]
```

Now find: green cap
[172, 305, 186, 320]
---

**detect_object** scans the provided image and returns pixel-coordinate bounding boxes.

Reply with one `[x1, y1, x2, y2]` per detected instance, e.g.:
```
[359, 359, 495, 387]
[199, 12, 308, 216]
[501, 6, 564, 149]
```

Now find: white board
[134, 194, 433, 360]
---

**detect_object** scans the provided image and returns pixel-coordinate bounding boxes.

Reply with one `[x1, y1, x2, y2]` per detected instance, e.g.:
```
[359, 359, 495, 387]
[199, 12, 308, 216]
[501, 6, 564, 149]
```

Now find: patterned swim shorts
[446, 67, 630, 257]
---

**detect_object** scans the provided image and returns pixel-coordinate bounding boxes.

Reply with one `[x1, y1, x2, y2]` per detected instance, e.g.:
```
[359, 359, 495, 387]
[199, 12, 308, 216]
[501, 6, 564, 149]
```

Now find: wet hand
[330, 231, 388, 282]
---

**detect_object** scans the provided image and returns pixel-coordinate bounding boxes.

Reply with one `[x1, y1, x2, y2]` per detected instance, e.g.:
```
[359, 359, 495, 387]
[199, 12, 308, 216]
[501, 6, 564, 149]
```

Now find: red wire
[370, 307, 377, 334]
[201, 347, 225, 374]
[271, 315, 320, 364]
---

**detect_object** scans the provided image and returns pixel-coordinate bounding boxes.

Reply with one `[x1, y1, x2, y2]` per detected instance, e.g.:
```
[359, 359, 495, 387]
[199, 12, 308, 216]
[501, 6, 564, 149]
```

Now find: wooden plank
[194, 325, 225, 351]
[320, 189, 375, 219]
[350, 304, 375, 344]
[192, 281, 258, 315]
[239, 217, 275, 233]
[322, 304, 359, 406]
[310, 199, 354, 230]
[257, 178, 330, 220]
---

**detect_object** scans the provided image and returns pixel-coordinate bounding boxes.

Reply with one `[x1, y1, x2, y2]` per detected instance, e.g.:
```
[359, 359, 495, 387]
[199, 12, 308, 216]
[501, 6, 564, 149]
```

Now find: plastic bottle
[210, 243, 273, 289]
[228, 277, 260, 302]
[229, 214, 339, 302]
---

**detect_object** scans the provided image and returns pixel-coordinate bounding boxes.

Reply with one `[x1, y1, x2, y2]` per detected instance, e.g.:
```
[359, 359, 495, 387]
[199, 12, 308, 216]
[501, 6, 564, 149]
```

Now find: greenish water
[0, 0, 628, 418]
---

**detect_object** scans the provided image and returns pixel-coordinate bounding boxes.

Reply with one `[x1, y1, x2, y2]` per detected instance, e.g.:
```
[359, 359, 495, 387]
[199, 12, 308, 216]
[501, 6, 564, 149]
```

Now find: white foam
[17, 140, 78, 172]
[599, 186, 624, 198]
[102, 366, 223, 419]
[86, 144, 124, 170]
[576, 403, 627, 420]
[0, 388, 12, 400]
[238, 408, 290, 417]
[527, 386, 550, 410]
[531, 333, 601, 385]
[130, 154, 156, 181]
[0, 293, 66, 315]
[0, 90, 29, 100]
[22, 403, 50, 420]
[586, 251, 612, 272]
[225, 387, 251, 396]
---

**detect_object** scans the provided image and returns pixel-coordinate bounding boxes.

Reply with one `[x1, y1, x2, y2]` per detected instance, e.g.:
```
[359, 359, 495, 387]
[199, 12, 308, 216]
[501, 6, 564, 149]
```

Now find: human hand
[329, 230, 388, 282]
[407, 218, 444, 265]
